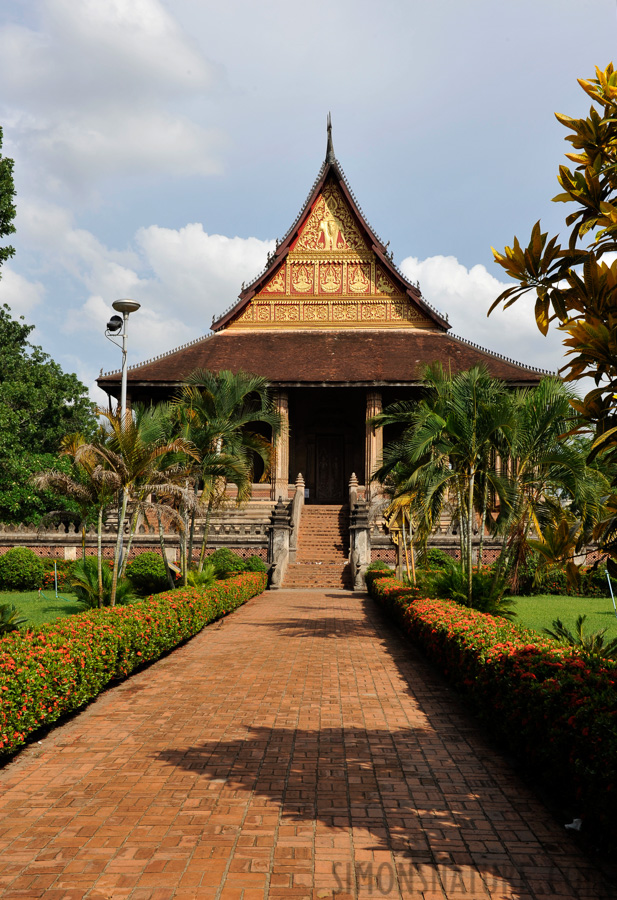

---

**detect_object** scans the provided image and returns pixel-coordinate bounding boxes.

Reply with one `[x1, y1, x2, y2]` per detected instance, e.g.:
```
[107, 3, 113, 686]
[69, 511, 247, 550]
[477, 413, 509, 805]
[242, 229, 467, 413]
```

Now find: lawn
[0, 590, 84, 628]
[512, 593, 617, 639]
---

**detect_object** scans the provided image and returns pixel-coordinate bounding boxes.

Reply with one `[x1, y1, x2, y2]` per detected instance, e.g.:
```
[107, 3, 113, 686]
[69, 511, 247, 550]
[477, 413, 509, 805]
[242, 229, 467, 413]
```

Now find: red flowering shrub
[369, 574, 617, 838]
[42, 558, 74, 591]
[0, 571, 266, 756]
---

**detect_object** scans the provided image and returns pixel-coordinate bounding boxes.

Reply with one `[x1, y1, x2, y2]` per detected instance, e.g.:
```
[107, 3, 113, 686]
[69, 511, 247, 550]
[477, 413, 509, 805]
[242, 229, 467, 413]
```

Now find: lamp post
[105, 299, 141, 417]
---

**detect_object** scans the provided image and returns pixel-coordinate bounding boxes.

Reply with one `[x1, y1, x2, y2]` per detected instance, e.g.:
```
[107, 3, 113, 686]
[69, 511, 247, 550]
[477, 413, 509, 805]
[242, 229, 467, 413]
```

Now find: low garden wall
[0, 571, 267, 758]
[366, 570, 617, 842]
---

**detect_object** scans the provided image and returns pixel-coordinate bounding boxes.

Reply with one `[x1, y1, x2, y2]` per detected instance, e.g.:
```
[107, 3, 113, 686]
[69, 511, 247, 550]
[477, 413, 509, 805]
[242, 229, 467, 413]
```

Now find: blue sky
[0, 0, 615, 400]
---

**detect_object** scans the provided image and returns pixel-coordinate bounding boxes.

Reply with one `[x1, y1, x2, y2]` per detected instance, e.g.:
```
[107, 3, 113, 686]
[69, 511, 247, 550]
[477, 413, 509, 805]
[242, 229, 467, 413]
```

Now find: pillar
[272, 389, 289, 501]
[365, 389, 383, 500]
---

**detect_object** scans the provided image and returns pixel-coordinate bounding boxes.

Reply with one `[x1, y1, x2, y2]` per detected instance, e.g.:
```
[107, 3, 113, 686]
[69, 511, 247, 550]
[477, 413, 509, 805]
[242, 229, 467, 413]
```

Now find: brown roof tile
[98, 329, 550, 396]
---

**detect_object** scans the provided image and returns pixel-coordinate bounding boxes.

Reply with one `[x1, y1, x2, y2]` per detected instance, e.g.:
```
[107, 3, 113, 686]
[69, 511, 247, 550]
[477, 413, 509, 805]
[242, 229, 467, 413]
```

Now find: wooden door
[315, 434, 345, 503]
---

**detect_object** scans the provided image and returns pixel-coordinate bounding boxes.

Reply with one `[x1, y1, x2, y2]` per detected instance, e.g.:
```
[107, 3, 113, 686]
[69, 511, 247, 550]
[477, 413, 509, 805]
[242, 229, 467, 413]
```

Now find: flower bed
[0, 571, 266, 757]
[368, 573, 617, 838]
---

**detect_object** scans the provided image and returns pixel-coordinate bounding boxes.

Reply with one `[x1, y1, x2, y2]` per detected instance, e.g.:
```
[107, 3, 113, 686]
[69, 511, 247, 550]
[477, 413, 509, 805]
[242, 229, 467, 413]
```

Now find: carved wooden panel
[262, 268, 285, 294]
[291, 263, 314, 293]
[295, 184, 367, 252]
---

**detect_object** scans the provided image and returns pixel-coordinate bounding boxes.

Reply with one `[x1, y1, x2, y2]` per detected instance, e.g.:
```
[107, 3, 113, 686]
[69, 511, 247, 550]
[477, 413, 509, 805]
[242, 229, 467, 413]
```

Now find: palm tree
[32, 431, 120, 607]
[491, 378, 604, 591]
[174, 369, 283, 570]
[372, 365, 513, 604]
[79, 406, 197, 605]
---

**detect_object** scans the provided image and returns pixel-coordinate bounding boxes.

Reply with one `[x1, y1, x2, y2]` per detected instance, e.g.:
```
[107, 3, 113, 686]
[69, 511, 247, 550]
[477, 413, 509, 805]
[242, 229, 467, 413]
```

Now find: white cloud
[400, 254, 565, 375]
[0, 266, 45, 316]
[0, 0, 221, 190]
[135, 224, 275, 319]
[16, 201, 273, 359]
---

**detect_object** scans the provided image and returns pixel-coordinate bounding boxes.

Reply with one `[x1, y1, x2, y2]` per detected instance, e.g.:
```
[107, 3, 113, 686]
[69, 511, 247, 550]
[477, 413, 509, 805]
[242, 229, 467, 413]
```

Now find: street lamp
[105, 299, 141, 417]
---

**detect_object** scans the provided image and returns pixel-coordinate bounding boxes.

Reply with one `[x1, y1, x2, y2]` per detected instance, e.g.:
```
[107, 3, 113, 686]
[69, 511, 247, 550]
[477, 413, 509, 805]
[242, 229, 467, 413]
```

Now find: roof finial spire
[326, 112, 335, 163]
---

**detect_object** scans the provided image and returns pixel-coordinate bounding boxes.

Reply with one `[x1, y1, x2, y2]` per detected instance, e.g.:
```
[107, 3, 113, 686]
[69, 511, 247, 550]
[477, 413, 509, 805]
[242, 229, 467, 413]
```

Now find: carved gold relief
[304, 303, 328, 321]
[276, 304, 300, 321]
[256, 304, 271, 321]
[361, 302, 387, 320]
[291, 263, 314, 293]
[332, 303, 357, 321]
[390, 300, 405, 320]
[319, 263, 342, 293]
[375, 267, 395, 295]
[262, 268, 285, 293]
[348, 263, 371, 294]
[296, 183, 366, 252]
[237, 304, 254, 322]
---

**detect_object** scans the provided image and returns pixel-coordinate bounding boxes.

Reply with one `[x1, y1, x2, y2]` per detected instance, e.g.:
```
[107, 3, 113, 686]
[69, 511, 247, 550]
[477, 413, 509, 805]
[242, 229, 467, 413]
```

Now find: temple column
[365, 389, 383, 500]
[271, 389, 289, 501]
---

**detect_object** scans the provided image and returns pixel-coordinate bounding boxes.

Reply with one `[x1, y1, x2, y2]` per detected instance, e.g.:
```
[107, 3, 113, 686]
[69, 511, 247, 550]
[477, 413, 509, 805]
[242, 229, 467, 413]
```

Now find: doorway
[315, 434, 346, 503]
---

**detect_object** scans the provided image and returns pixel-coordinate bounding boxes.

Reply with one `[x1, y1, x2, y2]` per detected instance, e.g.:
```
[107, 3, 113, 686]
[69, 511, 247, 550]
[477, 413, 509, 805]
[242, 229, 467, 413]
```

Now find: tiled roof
[98, 329, 550, 394]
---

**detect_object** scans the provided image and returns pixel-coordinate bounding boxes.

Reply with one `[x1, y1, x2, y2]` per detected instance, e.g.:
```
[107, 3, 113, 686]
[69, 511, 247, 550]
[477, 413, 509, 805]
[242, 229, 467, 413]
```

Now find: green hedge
[368, 572, 617, 840]
[0, 571, 267, 757]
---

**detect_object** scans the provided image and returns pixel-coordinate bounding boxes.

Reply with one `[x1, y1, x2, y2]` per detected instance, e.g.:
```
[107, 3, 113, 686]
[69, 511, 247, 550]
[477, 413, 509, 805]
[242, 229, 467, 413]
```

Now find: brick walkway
[0, 590, 612, 899]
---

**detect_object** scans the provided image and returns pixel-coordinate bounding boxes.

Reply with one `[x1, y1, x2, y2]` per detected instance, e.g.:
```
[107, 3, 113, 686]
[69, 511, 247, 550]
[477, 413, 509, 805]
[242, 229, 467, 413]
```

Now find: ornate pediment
[218, 165, 447, 332]
[293, 182, 368, 252]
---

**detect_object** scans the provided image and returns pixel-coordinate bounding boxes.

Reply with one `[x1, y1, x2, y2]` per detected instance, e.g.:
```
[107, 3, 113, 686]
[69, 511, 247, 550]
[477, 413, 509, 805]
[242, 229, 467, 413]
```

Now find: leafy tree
[490, 63, 617, 575]
[0, 305, 97, 523]
[0, 126, 15, 276]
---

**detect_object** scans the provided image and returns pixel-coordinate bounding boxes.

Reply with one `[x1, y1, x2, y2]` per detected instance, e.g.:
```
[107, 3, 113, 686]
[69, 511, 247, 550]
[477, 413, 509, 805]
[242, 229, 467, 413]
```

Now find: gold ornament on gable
[295, 184, 367, 253]
[332, 303, 357, 321]
[319, 263, 342, 293]
[375, 267, 395, 295]
[304, 303, 328, 321]
[262, 269, 285, 294]
[237, 305, 254, 322]
[362, 302, 387, 320]
[276, 304, 300, 321]
[291, 263, 314, 293]
[348, 263, 371, 294]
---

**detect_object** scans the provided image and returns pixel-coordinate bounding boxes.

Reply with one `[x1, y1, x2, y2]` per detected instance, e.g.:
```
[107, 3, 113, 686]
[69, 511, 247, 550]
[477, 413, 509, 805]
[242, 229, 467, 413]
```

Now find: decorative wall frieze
[232, 297, 430, 329]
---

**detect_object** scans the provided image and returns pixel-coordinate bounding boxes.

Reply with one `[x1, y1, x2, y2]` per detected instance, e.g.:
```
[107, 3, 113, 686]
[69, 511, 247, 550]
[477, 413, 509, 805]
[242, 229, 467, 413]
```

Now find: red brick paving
[0, 590, 612, 899]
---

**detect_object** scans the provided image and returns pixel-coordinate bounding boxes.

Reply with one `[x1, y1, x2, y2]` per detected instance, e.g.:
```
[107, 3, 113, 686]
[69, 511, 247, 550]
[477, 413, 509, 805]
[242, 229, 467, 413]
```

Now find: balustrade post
[268, 496, 291, 588]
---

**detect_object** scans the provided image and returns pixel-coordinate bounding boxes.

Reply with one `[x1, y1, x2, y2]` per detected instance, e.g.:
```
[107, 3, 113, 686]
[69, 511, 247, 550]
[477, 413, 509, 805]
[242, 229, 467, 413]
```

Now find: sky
[0, 0, 616, 402]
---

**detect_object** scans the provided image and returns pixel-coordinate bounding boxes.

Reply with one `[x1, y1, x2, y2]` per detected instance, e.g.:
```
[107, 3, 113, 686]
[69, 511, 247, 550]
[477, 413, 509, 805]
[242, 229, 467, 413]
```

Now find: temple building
[98, 124, 546, 510]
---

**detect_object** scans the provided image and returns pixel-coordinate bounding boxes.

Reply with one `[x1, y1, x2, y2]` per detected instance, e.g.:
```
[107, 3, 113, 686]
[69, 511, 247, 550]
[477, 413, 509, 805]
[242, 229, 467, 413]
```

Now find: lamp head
[112, 298, 141, 315]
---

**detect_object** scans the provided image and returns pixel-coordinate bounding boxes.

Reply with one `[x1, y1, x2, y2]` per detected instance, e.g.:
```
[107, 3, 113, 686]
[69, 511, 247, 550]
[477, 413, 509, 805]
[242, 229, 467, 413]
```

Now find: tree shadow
[154, 723, 609, 898]
[241, 615, 376, 639]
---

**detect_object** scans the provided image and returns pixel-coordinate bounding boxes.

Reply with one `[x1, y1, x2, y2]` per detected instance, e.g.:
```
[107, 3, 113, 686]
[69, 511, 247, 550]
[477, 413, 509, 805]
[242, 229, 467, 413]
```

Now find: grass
[512, 593, 617, 640]
[0, 590, 84, 627]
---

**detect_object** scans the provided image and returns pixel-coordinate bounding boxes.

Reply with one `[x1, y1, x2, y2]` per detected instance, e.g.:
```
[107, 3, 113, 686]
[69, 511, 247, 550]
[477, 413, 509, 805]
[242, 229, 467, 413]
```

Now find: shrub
[42, 558, 74, 591]
[363, 560, 391, 592]
[0, 604, 26, 635]
[428, 560, 514, 619]
[187, 563, 217, 590]
[244, 555, 268, 573]
[71, 557, 136, 608]
[0, 571, 267, 757]
[419, 547, 454, 570]
[368, 573, 617, 842]
[125, 552, 169, 595]
[0, 548, 44, 591]
[208, 548, 246, 578]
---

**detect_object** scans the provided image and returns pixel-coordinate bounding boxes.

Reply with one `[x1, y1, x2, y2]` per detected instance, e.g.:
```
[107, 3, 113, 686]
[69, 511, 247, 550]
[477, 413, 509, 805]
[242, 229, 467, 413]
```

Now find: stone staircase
[284, 504, 353, 589]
